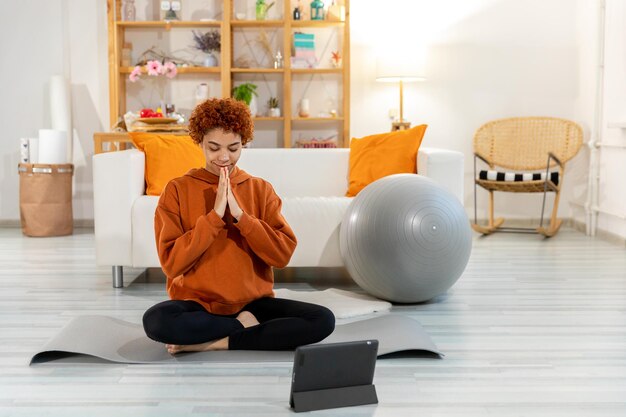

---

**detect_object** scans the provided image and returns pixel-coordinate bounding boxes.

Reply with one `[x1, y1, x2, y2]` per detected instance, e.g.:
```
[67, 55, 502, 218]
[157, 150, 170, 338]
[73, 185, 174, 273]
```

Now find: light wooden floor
[1, 227, 625, 417]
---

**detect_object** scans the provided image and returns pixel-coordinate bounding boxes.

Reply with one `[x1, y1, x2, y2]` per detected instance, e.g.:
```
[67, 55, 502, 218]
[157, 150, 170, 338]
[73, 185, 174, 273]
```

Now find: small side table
[93, 132, 132, 154]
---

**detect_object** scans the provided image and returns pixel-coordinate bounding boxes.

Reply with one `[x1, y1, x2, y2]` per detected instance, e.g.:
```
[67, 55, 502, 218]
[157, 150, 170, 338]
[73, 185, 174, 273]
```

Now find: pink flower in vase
[129, 66, 142, 82]
[127, 60, 178, 110]
[146, 60, 162, 76]
[162, 61, 178, 79]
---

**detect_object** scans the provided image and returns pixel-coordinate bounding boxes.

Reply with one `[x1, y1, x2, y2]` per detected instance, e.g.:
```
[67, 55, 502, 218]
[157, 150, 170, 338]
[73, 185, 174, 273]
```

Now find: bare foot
[236, 310, 260, 328]
[165, 312, 258, 355]
[166, 336, 228, 355]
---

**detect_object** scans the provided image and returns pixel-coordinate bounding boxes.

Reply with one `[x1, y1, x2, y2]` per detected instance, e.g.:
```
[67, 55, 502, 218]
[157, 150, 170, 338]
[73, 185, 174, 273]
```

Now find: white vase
[299, 98, 310, 117]
[203, 53, 218, 67]
[249, 96, 258, 117]
[269, 107, 281, 117]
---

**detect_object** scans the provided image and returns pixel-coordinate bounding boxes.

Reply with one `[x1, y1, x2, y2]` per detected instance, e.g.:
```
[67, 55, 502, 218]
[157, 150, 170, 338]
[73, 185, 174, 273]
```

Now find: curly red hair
[188, 98, 254, 145]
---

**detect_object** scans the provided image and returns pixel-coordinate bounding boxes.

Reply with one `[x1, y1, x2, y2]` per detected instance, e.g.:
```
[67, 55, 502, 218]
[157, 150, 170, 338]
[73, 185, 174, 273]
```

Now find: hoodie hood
[185, 166, 252, 185]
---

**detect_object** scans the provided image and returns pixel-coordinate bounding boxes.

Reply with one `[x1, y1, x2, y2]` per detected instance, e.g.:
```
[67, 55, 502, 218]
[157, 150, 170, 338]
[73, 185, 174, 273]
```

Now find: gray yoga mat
[30, 314, 441, 365]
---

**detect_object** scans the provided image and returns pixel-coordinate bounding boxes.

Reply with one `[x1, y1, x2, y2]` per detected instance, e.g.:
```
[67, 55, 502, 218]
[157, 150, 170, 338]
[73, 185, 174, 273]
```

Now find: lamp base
[391, 121, 411, 131]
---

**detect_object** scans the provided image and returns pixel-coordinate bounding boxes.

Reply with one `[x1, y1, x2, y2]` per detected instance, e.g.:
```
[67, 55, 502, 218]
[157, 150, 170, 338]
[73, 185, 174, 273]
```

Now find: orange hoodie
[154, 166, 297, 315]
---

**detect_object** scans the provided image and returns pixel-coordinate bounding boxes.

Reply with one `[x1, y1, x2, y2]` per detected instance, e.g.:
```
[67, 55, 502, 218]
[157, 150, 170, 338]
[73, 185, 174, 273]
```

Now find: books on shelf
[292, 32, 317, 68]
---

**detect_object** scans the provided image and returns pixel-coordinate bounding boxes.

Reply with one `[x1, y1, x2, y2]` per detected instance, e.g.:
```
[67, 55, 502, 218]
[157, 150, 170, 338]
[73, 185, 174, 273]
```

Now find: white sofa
[93, 147, 464, 287]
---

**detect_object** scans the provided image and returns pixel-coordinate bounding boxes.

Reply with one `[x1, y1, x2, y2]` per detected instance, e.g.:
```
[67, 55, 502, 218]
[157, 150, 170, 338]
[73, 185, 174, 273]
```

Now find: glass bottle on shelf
[293, 6, 301, 20]
[121, 0, 136, 21]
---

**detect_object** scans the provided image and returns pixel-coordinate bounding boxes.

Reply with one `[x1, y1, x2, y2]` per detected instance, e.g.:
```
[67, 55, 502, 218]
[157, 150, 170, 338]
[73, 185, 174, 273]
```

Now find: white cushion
[282, 197, 353, 267]
[238, 149, 349, 197]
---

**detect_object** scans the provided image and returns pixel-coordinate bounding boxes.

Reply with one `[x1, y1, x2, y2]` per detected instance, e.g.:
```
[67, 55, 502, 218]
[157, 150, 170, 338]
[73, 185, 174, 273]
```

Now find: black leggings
[142, 297, 335, 350]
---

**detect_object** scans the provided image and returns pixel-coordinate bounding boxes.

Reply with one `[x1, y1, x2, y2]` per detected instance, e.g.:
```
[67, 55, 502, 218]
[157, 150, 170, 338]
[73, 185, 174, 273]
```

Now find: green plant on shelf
[267, 96, 280, 117]
[256, 0, 275, 20]
[232, 83, 258, 106]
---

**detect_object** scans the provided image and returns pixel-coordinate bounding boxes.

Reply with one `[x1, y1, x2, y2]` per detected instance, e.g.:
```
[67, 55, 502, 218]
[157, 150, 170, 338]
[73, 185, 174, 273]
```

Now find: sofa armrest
[417, 147, 464, 202]
[93, 149, 145, 266]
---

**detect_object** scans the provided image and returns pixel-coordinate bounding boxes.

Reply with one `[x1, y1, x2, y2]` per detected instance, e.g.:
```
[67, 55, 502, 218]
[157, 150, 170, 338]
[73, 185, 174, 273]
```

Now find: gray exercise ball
[340, 174, 472, 303]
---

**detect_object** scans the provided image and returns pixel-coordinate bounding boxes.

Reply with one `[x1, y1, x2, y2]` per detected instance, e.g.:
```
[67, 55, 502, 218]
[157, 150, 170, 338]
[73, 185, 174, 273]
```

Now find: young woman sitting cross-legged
[142, 98, 335, 354]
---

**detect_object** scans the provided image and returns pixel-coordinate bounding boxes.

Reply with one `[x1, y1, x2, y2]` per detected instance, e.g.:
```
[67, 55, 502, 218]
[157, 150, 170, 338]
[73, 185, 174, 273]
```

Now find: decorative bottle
[328, 1, 345, 21]
[121, 0, 136, 21]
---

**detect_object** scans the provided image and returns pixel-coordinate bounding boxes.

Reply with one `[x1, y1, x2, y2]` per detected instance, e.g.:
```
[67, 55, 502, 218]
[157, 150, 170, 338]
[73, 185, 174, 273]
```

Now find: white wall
[65, 0, 110, 220]
[0, 0, 109, 222]
[352, 0, 595, 221]
[590, 0, 626, 239]
[0, 0, 612, 232]
[1, 0, 64, 219]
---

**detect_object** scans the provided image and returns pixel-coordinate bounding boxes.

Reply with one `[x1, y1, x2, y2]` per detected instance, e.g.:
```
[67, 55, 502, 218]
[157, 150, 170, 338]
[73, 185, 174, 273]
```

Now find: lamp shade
[376, 55, 426, 83]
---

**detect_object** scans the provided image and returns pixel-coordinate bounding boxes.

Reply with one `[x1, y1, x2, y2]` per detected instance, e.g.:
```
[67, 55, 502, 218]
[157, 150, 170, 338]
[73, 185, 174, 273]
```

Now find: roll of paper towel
[38, 129, 67, 164]
[50, 75, 72, 161]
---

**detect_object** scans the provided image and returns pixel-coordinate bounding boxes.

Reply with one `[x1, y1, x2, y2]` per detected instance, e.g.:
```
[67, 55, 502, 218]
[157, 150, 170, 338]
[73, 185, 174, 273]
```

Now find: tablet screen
[291, 340, 378, 394]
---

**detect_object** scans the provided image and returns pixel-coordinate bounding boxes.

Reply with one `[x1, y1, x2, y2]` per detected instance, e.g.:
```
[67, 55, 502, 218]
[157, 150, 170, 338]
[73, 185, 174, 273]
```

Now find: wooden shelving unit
[230, 68, 285, 73]
[106, 0, 350, 148]
[119, 67, 222, 74]
[116, 21, 222, 28]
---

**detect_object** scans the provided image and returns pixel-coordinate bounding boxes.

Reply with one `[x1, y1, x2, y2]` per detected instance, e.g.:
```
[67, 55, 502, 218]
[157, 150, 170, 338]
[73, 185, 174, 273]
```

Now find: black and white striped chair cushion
[479, 170, 559, 186]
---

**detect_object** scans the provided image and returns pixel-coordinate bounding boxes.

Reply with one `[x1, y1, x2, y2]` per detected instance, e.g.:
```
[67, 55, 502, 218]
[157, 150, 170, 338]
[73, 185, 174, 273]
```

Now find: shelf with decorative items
[292, 68, 342, 74]
[119, 66, 222, 74]
[231, 20, 285, 27]
[287, 0, 349, 148]
[103, 0, 349, 151]
[229, 0, 349, 148]
[116, 20, 222, 28]
[254, 116, 285, 121]
[231, 68, 285, 73]
[291, 20, 345, 28]
[292, 117, 344, 121]
[106, 0, 231, 132]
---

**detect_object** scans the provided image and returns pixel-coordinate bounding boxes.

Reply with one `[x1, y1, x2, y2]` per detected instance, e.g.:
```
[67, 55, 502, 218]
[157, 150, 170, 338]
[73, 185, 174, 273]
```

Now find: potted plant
[191, 30, 221, 67]
[232, 83, 258, 115]
[255, 0, 275, 20]
[267, 96, 280, 117]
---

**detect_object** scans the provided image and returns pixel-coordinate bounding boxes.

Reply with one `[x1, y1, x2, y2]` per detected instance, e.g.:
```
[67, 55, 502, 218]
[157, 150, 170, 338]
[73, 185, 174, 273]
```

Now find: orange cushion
[346, 125, 427, 197]
[129, 132, 206, 196]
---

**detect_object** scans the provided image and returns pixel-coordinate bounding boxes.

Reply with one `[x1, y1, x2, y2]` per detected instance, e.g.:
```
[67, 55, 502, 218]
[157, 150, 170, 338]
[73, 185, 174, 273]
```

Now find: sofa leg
[112, 266, 124, 288]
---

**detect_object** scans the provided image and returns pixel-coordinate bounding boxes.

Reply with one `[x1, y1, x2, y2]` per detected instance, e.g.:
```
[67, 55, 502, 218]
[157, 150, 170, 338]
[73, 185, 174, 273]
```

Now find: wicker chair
[472, 117, 583, 237]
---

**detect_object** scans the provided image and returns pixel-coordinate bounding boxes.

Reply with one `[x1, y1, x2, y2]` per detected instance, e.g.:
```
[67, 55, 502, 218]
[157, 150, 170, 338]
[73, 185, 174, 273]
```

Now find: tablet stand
[292, 383, 378, 412]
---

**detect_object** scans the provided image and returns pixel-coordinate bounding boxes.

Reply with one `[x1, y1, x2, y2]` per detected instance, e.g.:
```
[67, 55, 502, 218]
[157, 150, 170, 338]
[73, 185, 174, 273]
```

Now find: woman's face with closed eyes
[201, 128, 242, 176]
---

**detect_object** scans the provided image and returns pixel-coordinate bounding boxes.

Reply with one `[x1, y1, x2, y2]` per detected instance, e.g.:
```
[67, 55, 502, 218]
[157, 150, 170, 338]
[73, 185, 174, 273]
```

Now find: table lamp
[376, 56, 425, 131]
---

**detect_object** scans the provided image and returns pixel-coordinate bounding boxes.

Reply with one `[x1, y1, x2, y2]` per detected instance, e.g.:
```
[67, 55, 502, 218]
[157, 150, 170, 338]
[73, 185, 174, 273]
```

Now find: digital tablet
[290, 340, 379, 412]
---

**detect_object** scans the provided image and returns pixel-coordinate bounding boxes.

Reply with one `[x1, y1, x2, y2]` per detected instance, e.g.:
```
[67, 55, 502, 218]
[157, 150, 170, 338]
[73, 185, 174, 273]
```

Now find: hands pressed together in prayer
[214, 166, 243, 221]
